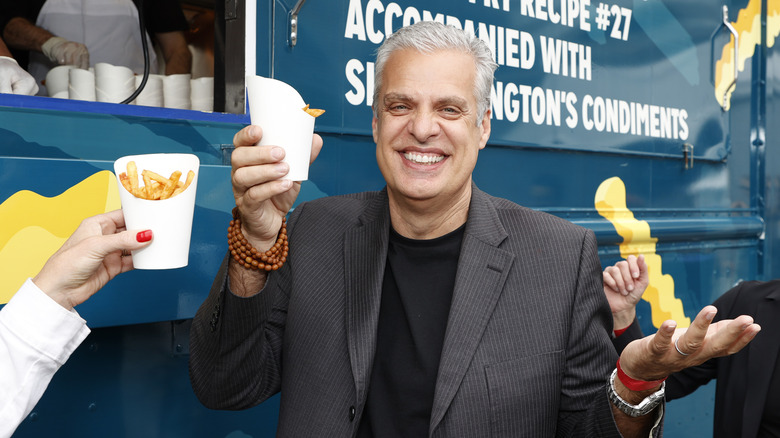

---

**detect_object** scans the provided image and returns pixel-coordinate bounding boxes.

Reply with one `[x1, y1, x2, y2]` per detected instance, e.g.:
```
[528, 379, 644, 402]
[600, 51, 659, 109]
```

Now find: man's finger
[647, 320, 678, 357]
[232, 144, 285, 169]
[309, 133, 323, 164]
[675, 305, 718, 355]
[233, 125, 263, 148]
[616, 261, 634, 293]
[626, 255, 640, 279]
[602, 270, 618, 291]
[703, 316, 759, 357]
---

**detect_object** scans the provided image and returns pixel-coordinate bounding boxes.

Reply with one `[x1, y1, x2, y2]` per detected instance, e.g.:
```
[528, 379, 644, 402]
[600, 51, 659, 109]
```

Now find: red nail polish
[136, 230, 153, 242]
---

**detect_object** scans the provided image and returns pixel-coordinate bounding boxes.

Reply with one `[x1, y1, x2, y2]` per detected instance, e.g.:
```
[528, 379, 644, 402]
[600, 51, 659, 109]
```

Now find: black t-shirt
[357, 224, 464, 437]
[758, 347, 780, 437]
[0, 0, 189, 68]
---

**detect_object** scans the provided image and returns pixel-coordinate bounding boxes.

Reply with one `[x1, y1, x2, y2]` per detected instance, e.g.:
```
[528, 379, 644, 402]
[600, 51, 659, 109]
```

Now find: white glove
[41, 36, 89, 69]
[0, 56, 39, 95]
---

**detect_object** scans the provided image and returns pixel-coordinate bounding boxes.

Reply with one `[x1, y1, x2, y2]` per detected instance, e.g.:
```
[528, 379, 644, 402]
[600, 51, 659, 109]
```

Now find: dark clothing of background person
[613, 279, 780, 438]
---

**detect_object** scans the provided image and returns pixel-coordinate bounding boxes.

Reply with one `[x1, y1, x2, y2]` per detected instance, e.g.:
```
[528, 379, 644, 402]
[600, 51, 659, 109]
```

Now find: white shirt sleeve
[0, 279, 90, 437]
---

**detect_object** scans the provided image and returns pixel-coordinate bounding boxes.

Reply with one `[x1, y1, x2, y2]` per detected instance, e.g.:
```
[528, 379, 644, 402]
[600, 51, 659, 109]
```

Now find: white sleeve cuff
[0, 279, 90, 364]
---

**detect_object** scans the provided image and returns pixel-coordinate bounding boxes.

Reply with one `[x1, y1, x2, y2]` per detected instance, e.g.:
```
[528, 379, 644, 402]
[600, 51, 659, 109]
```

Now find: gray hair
[373, 21, 498, 124]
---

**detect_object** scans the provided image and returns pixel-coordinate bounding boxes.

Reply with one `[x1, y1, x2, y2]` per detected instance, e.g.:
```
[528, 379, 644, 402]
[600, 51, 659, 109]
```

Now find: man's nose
[407, 109, 441, 142]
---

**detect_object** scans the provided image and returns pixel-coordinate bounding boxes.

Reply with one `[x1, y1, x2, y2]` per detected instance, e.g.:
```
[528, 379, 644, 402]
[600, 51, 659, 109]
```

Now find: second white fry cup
[114, 153, 200, 270]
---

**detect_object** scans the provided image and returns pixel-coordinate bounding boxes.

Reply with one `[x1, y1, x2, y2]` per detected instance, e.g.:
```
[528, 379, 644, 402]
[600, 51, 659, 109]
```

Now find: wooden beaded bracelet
[227, 207, 288, 271]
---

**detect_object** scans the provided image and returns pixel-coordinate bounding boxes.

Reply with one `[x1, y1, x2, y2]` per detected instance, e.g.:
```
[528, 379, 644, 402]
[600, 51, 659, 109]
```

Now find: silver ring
[674, 337, 690, 356]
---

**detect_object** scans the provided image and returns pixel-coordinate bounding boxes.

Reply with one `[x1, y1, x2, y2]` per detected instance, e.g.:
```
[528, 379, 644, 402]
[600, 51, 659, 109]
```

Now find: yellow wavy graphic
[716, 0, 779, 110]
[595, 177, 690, 329]
[0, 171, 120, 304]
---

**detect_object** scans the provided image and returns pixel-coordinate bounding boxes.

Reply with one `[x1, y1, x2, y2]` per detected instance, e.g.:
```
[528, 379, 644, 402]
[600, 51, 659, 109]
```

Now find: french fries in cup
[114, 153, 200, 269]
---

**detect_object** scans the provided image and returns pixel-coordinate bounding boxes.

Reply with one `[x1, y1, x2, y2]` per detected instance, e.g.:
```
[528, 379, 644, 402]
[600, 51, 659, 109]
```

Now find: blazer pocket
[485, 350, 564, 437]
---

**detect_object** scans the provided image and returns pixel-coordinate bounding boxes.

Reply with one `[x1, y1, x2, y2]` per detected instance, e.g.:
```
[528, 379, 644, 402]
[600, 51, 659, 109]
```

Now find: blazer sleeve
[555, 229, 663, 436]
[189, 211, 300, 410]
[612, 318, 643, 355]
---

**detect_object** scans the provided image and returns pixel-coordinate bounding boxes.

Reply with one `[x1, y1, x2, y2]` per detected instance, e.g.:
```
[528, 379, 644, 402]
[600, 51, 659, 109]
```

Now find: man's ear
[478, 110, 491, 150]
[372, 114, 379, 144]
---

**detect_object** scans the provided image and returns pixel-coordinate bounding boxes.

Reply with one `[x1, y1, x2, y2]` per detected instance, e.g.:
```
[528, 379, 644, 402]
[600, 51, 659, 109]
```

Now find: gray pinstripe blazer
[190, 185, 636, 437]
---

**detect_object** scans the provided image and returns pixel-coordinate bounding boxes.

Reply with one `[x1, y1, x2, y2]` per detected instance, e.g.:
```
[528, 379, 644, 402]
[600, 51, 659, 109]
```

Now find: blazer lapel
[742, 288, 780, 437]
[344, 191, 391, 406]
[430, 186, 515, 431]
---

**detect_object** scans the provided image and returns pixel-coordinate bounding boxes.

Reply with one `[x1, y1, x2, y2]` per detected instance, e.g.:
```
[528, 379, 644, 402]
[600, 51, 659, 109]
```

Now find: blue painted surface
[1, 0, 776, 435]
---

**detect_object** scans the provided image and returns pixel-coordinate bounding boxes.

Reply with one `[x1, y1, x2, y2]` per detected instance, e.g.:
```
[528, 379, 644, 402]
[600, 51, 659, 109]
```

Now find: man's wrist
[612, 310, 636, 332]
[608, 368, 665, 417]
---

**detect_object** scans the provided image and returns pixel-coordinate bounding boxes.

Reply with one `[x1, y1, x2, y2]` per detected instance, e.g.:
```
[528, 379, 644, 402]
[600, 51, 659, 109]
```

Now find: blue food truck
[1, 0, 778, 435]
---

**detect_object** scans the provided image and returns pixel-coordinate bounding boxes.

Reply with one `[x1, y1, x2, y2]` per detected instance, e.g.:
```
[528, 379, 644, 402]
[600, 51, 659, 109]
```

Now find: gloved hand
[41, 36, 89, 69]
[0, 56, 39, 95]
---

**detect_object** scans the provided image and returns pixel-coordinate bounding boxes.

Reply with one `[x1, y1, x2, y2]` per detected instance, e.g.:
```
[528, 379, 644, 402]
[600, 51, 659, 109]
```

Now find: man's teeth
[404, 152, 444, 164]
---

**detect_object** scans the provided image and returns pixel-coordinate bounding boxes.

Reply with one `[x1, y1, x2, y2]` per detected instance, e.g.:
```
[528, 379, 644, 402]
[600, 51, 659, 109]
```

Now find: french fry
[127, 161, 139, 194]
[142, 171, 154, 199]
[119, 172, 132, 193]
[172, 170, 195, 196]
[302, 104, 325, 117]
[161, 170, 182, 199]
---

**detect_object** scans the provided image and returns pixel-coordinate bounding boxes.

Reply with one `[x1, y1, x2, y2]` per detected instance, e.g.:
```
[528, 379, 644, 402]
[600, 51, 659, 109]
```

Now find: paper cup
[163, 73, 192, 109]
[68, 68, 96, 101]
[246, 75, 315, 181]
[132, 74, 164, 107]
[190, 76, 214, 112]
[95, 62, 135, 103]
[113, 154, 200, 270]
[46, 65, 74, 97]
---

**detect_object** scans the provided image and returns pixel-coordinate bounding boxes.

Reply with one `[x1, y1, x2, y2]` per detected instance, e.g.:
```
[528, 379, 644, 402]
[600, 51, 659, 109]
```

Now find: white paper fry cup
[113, 154, 200, 270]
[45, 65, 74, 97]
[163, 73, 192, 109]
[95, 63, 135, 103]
[132, 74, 164, 107]
[246, 75, 316, 181]
[68, 68, 96, 101]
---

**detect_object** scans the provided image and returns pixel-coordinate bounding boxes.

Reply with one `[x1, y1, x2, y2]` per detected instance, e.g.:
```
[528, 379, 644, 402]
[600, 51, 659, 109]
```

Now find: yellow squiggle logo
[0, 171, 120, 304]
[595, 177, 690, 329]
[716, 0, 779, 110]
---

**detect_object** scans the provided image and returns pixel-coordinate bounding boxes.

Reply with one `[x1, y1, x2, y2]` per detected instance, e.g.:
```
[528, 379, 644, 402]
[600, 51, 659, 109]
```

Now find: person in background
[190, 21, 760, 437]
[0, 210, 152, 437]
[0, 34, 37, 95]
[605, 255, 780, 437]
[0, 0, 191, 95]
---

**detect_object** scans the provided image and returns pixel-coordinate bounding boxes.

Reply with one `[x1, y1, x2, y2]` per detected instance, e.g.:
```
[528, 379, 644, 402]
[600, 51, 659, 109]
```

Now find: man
[605, 255, 780, 437]
[189, 21, 759, 436]
[0, 35, 37, 95]
[0, 210, 152, 436]
[0, 0, 191, 95]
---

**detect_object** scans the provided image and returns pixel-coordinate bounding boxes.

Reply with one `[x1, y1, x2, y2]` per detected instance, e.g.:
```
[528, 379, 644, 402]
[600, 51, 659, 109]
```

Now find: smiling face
[373, 48, 491, 216]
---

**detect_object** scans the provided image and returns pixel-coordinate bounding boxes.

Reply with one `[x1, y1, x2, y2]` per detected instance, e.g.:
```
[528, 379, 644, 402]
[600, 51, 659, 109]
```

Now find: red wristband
[615, 359, 667, 391]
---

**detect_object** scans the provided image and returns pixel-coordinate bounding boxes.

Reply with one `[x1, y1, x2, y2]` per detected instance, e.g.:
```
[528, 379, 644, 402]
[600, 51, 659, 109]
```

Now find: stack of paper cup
[163, 73, 192, 109]
[95, 63, 135, 103]
[46, 65, 74, 99]
[190, 77, 214, 112]
[246, 75, 316, 181]
[68, 68, 96, 101]
[132, 74, 164, 107]
[113, 153, 200, 270]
